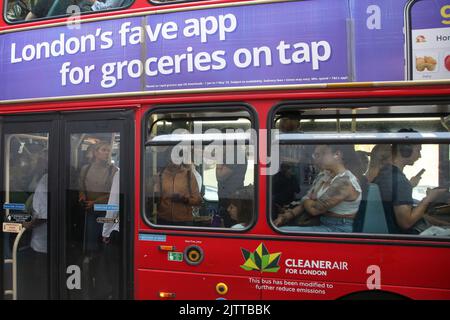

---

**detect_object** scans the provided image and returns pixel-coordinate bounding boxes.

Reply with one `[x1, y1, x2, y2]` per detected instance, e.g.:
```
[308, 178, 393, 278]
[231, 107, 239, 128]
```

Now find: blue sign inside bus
[0, 0, 449, 102]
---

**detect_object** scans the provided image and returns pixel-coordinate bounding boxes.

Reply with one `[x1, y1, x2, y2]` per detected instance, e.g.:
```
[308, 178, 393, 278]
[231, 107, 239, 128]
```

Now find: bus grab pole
[9, 227, 26, 300]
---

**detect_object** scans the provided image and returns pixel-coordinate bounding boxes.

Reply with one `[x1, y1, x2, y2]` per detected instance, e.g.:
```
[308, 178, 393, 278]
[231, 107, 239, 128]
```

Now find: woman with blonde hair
[366, 144, 392, 183]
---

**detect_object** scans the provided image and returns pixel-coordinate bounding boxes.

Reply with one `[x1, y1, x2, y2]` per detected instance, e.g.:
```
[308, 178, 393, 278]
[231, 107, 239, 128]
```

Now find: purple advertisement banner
[0, 0, 449, 102]
[411, 0, 450, 29]
[351, 0, 409, 82]
[410, 0, 450, 80]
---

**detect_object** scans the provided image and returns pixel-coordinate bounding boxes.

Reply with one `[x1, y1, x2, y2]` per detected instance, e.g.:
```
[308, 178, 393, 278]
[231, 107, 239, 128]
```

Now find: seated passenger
[6, 0, 31, 21]
[272, 163, 300, 217]
[366, 144, 392, 183]
[25, 0, 53, 20]
[356, 150, 369, 176]
[153, 155, 202, 226]
[227, 186, 253, 229]
[276, 145, 364, 233]
[374, 129, 446, 234]
[274, 145, 331, 227]
[84, 0, 125, 11]
[216, 146, 247, 227]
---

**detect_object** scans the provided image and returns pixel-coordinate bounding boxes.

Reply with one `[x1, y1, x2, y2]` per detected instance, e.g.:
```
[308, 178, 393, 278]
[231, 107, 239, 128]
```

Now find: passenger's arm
[304, 176, 356, 216]
[274, 203, 304, 226]
[394, 188, 447, 230]
[186, 172, 202, 206]
[394, 203, 429, 230]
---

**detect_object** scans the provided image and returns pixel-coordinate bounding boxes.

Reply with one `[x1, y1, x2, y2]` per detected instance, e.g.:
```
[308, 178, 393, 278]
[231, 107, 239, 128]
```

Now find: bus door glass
[64, 119, 126, 300]
[1, 122, 50, 300]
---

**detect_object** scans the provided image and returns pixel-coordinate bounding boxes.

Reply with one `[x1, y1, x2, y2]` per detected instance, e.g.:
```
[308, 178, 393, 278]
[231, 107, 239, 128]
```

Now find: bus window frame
[3, 0, 136, 25]
[267, 97, 450, 242]
[141, 102, 259, 233]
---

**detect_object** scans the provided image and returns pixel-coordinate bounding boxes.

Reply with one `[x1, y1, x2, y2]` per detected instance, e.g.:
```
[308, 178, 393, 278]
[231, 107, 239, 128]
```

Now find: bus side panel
[136, 269, 260, 300]
[136, 234, 450, 299]
[259, 239, 450, 299]
[136, 234, 261, 278]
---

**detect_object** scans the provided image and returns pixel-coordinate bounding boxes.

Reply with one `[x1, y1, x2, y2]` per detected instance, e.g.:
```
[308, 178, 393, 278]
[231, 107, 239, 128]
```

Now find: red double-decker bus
[1, 0, 450, 300]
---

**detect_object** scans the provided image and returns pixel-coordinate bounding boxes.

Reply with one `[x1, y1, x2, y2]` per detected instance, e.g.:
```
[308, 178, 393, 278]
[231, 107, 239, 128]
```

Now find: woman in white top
[281, 145, 365, 233]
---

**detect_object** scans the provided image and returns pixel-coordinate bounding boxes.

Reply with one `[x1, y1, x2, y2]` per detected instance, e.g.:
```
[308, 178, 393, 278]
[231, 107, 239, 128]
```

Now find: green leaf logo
[240, 243, 281, 273]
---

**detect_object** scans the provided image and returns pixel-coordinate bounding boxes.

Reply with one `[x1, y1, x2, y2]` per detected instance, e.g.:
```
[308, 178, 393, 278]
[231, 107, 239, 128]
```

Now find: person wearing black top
[25, 0, 53, 20]
[374, 129, 446, 234]
[272, 163, 300, 219]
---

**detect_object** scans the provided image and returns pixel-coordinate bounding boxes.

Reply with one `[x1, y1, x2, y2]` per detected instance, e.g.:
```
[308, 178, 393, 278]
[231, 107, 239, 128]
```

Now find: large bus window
[5, 0, 134, 23]
[271, 104, 450, 238]
[143, 108, 255, 230]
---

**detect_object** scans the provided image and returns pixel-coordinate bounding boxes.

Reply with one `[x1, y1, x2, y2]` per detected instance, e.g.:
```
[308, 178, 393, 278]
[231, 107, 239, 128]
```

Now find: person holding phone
[374, 129, 447, 234]
[410, 168, 426, 188]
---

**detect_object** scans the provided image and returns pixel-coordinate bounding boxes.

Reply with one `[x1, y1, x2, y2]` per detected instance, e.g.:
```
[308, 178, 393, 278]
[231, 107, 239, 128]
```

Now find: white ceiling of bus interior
[278, 104, 450, 116]
[151, 110, 250, 120]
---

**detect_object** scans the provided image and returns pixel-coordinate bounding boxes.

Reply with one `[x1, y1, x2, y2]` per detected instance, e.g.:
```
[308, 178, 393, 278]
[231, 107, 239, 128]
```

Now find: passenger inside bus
[25, 0, 52, 20]
[276, 144, 365, 233]
[153, 151, 202, 226]
[366, 144, 392, 183]
[17, 147, 49, 299]
[78, 140, 118, 297]
[6, 0, 31, 21]
[272, 162, 300, 219]
[373, 129, 448, 235]
[216, 146, 247, 228]
[5, 0, 130, 21]
[101, 169, 120, 299]
[227, 186, 253, 229]
[83, 0, 125, 11]
[356, 150, 369, 176]
[274, 145, 329, 228]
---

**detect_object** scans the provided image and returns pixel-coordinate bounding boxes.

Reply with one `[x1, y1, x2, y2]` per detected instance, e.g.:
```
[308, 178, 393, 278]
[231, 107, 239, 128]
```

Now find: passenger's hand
[83, 200, 95, 209]
[410, 175, 422, 188]
[102, 237, 111, 244]
[410, 169, 426, 187]
[274, 210, 292, 227]
[22, 220, 33, 229]
[273, 214, 285, 226]
[79, 193, 86, 203]
[171, 193, 188, 203]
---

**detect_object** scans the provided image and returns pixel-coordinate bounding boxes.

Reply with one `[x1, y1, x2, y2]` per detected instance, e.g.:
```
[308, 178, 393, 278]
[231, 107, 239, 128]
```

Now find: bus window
[5, 0, 134, 23]
[271, 104, 450, 238]
[2, 132, 49, 299]
[143, 108, 255, 230]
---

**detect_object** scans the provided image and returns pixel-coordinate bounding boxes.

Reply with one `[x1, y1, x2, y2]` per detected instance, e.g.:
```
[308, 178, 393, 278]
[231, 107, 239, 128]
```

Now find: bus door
[0, 116, 55, 300]
[0, 111, 133, 300]
[62, 112, 133, 300]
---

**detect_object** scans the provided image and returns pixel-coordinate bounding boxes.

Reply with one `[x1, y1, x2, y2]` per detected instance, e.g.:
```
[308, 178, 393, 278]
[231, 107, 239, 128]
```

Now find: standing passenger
[154, 156, 202, 226]
[78, 141, 118, 297]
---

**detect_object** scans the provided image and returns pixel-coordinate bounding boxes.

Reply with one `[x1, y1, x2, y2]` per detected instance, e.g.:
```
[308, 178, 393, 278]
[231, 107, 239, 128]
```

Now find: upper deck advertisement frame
[0, 0, 449, 103]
